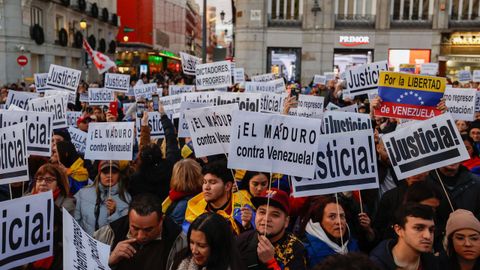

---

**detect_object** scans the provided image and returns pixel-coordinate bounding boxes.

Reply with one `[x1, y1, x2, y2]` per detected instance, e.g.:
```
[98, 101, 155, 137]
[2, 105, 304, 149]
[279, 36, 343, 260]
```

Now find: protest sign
[473, 70, 480, 82]
[374, 71, 446, 120]
[195, 61, 232, 90]
[345, 60, 388, 97]
[476, 91, 480, 112]
[420, 63, 438, 76]
[160, 94, 183, 117]
[5, 90, 38, 110]
[46, 64, 81, 93]
[85, 122, 135, 160]
[251, 73, 276, 82]
[104, 73, 130, 92]
[180, 52, 202, 75]
[79, 92, 89, 102]
[184, 104, 238, 157]
[322, 111, 372, 134]
[63, 208, 111, 270]
[0, 121, 28, 183]
[126, 87, 135, 97]
[34, 73, 52, 92]
[134, 83, 157, 101]
[313, 75, 326, 85]
[457, 70, 472, 82]
[288, 95, 325, 119]
[245, 79, 285, 94]
[337, 103, 358, 113]
[381, 113, 469, 180]
[43, 89, 75, 105]
[444, 87, 476, 121]
[234, 68, 245, 84]
[0, 192, 54, 269]
[68, 126, 87, 154]
[324, 72, 335, 81]
[228, 111, 321, 178]
[88, 88, 114, 106]
[399, 64, 416, 74]
[291, 129, 378, 197]
[325, 102, 340, 111]
[178, 102, 213, 138]
[0, 110, 28, 128]
[168, 85, 195, 96]
[28, 95, 67, 129]
[135, 112, 166, 140]
[66, 111, 82, 127]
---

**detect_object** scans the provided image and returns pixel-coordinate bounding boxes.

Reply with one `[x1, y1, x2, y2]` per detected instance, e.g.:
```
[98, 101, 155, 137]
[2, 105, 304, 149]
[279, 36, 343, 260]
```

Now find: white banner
[0, 122, 29, 184]
[68, 126, 87, 154]
[88, 88, 114, 106]
[44, 89, 76, 105]
[420, 63, 438, 76]
[80, 92, 89, 102]
[195, 61, 232, 90]
[234, 68, 245, 84]
[85, 122, 135, 161]
[168, 85, 195, 96]
[104, 73, 130, 92]
[63, 208, 111, 270]
[182, 92, 282, 113]
[322, 110, 372, 134]
[5, 90, 38, 110]
[228, 111, 321, 178]
[180, 52, 202, 75]
[313, 75, 326, 85]
[0, 192, 54, 269]
[134, 83, 157, 101]
[324, 72, 335, 81]
[160, 94, 184, 118]
[288, 95, 325, 119]
[66, 111, 82, 128]
[381, 113, 469, 180]
[34, 73, 52, 92]
[245, 79, 285, 94]
[178, 102, 213, 138]
[185, 104, 238, 157]
[46, 64, 81, 93]
[345, 60, 388, 97]
[473, 70, 480, 82]
[444, 87, 476, 121]
[457, 70, 472, 82]
[135, 112, 166, 140]
[28, 95, 67, 129]
[251, 73, 276, 82]
[476, 91, 480, 112]
[291, 129, 378, 197]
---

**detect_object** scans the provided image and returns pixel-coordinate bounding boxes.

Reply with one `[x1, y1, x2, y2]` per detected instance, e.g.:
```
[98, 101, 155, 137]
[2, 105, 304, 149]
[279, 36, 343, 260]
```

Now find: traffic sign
[17, 55, 28, 67]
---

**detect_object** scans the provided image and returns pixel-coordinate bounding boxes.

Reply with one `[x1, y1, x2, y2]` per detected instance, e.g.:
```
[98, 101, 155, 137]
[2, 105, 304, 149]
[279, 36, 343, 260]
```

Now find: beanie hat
[446, 209, 480, 237]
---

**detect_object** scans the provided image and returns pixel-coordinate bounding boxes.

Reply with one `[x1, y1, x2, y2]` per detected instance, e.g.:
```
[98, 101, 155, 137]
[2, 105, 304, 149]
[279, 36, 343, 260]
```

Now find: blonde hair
[170, 159, 203, 193]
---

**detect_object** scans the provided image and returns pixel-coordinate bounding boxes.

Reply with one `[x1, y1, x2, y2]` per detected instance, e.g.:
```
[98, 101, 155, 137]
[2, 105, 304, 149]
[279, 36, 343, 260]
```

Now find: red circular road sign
[17, 55, 28, 67]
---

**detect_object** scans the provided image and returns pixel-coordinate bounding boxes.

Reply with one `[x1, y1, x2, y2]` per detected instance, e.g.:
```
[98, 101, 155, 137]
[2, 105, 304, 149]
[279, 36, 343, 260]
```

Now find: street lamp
[80, 19, 88, 82]
[79, 19, 87, 30]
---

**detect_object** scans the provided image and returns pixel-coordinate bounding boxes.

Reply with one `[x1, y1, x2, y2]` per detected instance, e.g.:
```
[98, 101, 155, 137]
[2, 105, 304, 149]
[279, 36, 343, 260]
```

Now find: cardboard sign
[66, 111, 82, 127]
[245, 80, 285, 94]
[178, 102, 213, 138]
[0, 192, 54, 269]
[324, 72, 335, 81]
[5, 90, 38, 110]
[168, 85, 195, 96]
[381, 113, 469, 180]
[135, 112, 166, 140]
[288, 95, 325, 119]
[291, 129, 378, 197]
[228, 111, 321, 178]
[134, 83, 157, 101]
[195, 61, 232, 90]
[159, 94, 183, 118]
[68, 126, 87, 154]
[184, 104, 238, 157]
[0, 122, 29, 184]
[313, 75, 326, 85]
[85, 122, 135, 161]
[79, 92, 89, 102]
[88, 88, 114, 106]
[234, 68, 245, 84]
[457, 70, 472, 82]
[420, 63, 439, 76]
[251, 73, 276, 82]
[28, 95, 68, 129]
[444, 87, 476, 121]
[399, 64, 416, 74]
[34, 73, 52, 92]
[374, 71, 446, 120]
[43, 89, 75, 105]
[473, 70, 480, 82]
[345, 60, 388, 97]
[180, 52, 202, 75]
[322, 111, 372, 134]
[104, 73, 130, 92]
[63, 209, 111, 270]
[46, 64, 81, 93]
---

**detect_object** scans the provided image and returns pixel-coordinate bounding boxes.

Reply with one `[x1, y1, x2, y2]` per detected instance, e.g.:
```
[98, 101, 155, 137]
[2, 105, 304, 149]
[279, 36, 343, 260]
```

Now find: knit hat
[445, 209, 480, 237]
[98, 160, 120, 172]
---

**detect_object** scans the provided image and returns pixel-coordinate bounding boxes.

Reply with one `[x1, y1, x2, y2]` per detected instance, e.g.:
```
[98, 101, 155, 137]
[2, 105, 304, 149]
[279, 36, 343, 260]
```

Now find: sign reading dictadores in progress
[228, 111, 321, 178]
[381, 113, 469, 180]
[374, 71, 446, 120]
[46, 64, 81, 93]
[291, 129, 378, 197]
[195, 61, 232, 90]
[85, 122, 134, 161]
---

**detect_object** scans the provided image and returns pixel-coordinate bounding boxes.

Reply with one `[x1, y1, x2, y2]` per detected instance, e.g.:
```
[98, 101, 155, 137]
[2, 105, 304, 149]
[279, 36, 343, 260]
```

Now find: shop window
[450, 0, 480, 20]
[391, 0, 433, 21]
[336, 0, 376, 20]
[267, 47, 301, 82]
[268, 0, 303, 25]
[31, 6, 43, 27]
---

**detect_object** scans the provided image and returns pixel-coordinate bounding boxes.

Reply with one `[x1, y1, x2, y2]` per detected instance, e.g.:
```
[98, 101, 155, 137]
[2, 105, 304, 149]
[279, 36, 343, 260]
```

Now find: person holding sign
[235, 171, 271, 229]
[53, 141, 89, 195]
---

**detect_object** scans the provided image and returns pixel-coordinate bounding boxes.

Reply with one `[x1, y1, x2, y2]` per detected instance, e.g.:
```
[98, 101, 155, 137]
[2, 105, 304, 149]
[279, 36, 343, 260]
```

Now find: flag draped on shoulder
[82, 38, 116, 74]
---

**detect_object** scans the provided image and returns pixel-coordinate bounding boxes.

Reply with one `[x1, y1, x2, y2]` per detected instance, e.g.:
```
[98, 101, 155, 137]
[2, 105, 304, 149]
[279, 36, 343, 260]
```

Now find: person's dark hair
[128, 193, 163, 220]
[53, 129, 71, 142]
[403, 181, 442, 205]
[312, 252, 380, 270]
[462, 134, 479, 156]
[394, 202, 435, 228]
[299, 195, 349, 235]
[56, 140, 80, 167]
[239, 171, 271, 191]
[202, 159, 233, 183]
[139, 143, 164, 170]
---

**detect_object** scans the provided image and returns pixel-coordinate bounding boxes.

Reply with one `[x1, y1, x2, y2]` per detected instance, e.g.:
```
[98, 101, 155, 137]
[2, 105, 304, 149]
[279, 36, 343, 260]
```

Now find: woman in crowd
[53, 140, 89, 195]
[235, 171, 270, 229]
[163, 159, 204, 225]
[462, 135, 480, 175]
[74, 160, 131, 235]
[171, 212, 245, 270]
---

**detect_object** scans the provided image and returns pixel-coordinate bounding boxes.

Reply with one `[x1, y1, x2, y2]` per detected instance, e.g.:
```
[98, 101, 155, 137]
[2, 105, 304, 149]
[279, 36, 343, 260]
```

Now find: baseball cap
[251, 188, 290, 214]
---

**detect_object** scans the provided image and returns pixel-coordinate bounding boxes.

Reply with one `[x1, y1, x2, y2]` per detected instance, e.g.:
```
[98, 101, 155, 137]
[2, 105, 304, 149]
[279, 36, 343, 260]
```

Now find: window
[450, 0, 480, 20]
[31, 7, 43, 26]
[56, 15, 64, 32]
[336, 0, 376, 19]
[268, 0, 303, 20]
[391, 0, 433, 20]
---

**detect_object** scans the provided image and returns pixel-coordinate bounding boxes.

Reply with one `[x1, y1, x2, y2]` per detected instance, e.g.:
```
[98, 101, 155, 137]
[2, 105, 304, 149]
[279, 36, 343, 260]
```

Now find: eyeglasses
[35, 177, 57, 183]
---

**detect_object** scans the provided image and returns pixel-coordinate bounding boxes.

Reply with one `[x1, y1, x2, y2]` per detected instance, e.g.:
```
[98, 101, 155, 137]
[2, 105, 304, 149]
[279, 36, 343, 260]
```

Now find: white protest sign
[0, 122, 28, 183]
[68, 126, 87, 154]
[195, 61, 232, 90]
[182, 91, 277, 113]
[185, 104, 238, 157]
[325, 102, 341, 111]
[313, 75, 326, 85]
[420, 63, 438, 76]
[476, 91, 480, 112]
[345, 60, 388, 97]
[135, 112, 166, 140]
[473, 70, 480, 82]
[63, 208, 111, 270]
[43, 89, 75, 105]
[126, 87, 135, 97]
[66, 111, 82, 127]
[444, 87, 476, 121]
[79, 92, 89, 102]
[34, 73, 52, 92]
[0, 192, 54, 269]
[228, 111, 321, 178]
[160, 94, 183, 118]
[251, 73, 276, 82]
[381, 113, 469, 180]
[178, 102, 213, 138]
[28, 95, 67, 129]
[46, 64, 81, 93]
[168, 85, 195, 96]
[324, 72, 335, 81]
[457, 70, 472, 82]
[337, 103, 358, 113]
[291, 129, 378, 197]
[180, 52, 202, 75]
[85, 122, 135, 160]
[289, 95, 325, 119]
[5, 90, 38, 110]
[234, 68, 245, 84]
[134, 83, 157, 101]
[245, 79, 285, 94]
[322, 111, 372, 134]
[0, 110, 28, 128]
[88, 88, 114, 106]
[104, 73, 130, 92]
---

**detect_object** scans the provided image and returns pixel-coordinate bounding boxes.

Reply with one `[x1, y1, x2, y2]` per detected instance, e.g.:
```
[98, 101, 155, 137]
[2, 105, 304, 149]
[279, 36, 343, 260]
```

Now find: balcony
[390, 15, 432, 28]
[335, 14, 376, 28]
[449, 14, 480, 28]
[268, 14, 302, 27]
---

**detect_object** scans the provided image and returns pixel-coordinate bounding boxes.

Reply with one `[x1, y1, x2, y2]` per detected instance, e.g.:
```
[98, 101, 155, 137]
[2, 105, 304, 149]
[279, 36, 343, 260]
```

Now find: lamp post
[202, 0, 207, 63]
[80, 19, 88, 82]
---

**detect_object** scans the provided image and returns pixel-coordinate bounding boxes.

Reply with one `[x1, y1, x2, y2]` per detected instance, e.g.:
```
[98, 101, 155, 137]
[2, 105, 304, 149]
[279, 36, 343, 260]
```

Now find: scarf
[169, 190, 194, 202]
[66, 158, 89, 182]
[177, 257, 206, 270]
[305, 219, 349, 254]
[33, 187, 61, 200]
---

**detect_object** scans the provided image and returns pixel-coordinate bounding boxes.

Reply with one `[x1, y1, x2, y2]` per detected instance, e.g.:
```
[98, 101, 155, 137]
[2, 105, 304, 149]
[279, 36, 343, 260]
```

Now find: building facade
[235, 0, 480, 84]
[0, 0, 119, 84]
